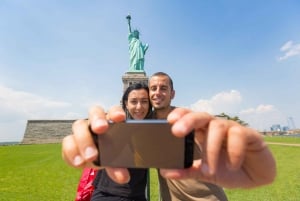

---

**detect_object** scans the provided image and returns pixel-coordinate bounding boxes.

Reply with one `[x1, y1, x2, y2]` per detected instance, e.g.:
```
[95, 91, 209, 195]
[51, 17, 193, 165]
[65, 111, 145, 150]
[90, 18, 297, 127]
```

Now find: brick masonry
[22, 120, 75, 144]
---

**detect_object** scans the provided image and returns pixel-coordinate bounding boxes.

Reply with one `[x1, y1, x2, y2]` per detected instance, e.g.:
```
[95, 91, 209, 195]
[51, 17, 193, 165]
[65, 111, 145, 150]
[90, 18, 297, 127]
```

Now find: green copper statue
[126, 15, 149, 72]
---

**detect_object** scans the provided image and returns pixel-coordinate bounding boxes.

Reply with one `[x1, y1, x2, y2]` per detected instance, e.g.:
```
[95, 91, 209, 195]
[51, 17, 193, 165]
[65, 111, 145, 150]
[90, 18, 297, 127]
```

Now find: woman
[91, 83, 152, 201]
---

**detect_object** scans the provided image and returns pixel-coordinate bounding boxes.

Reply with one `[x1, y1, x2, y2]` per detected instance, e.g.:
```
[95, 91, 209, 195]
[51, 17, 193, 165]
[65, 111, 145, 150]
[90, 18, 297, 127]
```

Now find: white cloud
[239, 104, 286, 131]
[0, 84, 71, 119]
[0, 84, 76, 142]
[189, 90, 286, 131]
[240, 104, 275, 115]
[0, 84, 115, 142]
[190, 90, 242, 114]
[280, 40, 293, 51]
[278, 40, 300, 61]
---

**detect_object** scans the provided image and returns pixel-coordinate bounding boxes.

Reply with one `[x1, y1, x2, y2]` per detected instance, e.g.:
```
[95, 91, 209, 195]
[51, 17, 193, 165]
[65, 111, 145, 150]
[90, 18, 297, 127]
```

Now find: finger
[167, 107, 191, 124]
[73, 119, 98, 162]
[107, 105, 126, 122]
[62, 135, 84, 167]
[203, 119, 228, 176]
[88, 106, 109, 134]
[105, 167, 130, 184]
[226, 125, 247, 170]
[171, 111, 213, 138]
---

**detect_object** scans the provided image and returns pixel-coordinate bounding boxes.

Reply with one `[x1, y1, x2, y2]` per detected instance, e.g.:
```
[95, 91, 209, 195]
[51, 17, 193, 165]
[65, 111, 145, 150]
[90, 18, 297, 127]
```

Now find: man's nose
[154, 88, 161, 94]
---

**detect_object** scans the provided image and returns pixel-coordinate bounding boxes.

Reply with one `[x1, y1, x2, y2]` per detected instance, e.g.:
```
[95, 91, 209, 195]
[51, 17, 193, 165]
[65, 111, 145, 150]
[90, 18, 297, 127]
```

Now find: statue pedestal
[122, 71, 148, 93]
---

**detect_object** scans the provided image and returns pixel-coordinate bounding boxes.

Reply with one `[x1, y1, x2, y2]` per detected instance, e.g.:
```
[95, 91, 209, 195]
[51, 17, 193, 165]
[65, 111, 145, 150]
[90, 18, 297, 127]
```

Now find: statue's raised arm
[125, 15, 148, 72]
[126, 15, 132, 33]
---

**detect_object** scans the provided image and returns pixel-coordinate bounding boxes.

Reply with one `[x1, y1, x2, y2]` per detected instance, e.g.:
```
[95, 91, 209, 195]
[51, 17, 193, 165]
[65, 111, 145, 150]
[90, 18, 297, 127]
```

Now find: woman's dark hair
[122, 83, 152, 119]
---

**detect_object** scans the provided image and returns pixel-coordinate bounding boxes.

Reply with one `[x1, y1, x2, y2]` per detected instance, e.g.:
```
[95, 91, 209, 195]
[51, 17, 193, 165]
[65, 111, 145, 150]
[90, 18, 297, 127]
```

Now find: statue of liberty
[126, 15, 149, 72]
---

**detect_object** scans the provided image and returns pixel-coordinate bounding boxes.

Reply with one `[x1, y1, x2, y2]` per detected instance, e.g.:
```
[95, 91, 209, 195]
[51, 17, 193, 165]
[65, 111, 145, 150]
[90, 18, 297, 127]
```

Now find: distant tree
[215, 112, 249, 126]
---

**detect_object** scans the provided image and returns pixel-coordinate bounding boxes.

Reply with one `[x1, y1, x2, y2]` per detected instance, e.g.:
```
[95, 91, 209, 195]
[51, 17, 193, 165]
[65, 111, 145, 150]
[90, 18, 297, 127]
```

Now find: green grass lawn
[0, 144, 81, 201]
[225, 136, 300, 200]
[225, 144, 300, 201]
[0, 136, 299, 201]
[264, 135, 300, 144]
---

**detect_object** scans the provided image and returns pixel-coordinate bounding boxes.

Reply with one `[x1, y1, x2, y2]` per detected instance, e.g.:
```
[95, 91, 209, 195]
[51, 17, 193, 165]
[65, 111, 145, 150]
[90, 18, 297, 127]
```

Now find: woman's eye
[130, 101, 137, 104]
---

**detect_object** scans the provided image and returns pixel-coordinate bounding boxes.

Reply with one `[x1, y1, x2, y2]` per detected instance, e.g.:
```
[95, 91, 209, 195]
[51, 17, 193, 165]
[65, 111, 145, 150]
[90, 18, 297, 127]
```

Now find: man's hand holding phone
[62, 106, 276, 188]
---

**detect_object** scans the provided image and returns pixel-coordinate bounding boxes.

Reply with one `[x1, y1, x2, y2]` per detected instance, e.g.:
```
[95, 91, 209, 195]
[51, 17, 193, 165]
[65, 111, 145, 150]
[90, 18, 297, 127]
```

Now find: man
[62, 73, 276, 196]
[148, 72, 227, 201]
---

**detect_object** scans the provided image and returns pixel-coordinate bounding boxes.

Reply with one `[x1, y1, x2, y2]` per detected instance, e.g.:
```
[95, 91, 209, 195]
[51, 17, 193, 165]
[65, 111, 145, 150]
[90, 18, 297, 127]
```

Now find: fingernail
[93, 119, 107, 128]
[84, 146, 97, 160]
[73, 155, 84, 166]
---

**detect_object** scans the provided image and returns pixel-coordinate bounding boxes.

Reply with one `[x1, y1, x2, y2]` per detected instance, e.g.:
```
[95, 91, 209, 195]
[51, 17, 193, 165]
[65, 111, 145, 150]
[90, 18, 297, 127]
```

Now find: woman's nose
[136, 102, 142, 108]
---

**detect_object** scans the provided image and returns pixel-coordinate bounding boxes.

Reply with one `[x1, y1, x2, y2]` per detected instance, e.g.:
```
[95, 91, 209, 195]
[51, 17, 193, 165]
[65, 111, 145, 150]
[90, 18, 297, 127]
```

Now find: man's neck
[154, 106, 175, 119]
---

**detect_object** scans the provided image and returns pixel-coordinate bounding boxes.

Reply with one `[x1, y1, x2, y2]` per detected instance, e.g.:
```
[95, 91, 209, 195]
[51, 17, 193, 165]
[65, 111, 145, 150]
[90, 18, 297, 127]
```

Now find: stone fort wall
[22, 120, 75, 144]
[22, 72, 147, 144]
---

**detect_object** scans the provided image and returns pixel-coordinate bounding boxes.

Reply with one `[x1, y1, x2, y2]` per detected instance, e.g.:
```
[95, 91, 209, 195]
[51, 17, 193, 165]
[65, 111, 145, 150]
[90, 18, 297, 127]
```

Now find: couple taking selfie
[62, 72, 276, 201]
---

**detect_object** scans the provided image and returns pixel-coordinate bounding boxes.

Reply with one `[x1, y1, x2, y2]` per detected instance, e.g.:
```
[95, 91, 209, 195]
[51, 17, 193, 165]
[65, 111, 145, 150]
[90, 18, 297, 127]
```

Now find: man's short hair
[150, 72, 174, 91]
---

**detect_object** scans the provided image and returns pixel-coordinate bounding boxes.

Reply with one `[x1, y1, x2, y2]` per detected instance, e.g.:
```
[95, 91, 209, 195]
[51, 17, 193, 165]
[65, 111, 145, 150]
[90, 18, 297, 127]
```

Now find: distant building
[282, 126, 289, 131]
[270, 124, 281, 132]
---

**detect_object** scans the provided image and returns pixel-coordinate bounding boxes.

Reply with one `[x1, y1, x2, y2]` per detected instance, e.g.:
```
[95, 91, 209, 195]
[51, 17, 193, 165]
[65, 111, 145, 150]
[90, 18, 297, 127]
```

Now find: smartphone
[92, 119, 194, 169]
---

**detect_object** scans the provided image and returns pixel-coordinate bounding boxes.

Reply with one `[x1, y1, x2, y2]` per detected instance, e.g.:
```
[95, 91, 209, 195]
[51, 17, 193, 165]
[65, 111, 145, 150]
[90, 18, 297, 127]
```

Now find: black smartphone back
[93, 120, 194, 169]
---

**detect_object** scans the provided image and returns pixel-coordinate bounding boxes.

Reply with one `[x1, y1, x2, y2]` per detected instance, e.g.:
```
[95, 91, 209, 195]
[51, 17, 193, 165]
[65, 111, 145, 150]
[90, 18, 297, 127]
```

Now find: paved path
[266, 142, 300, 147]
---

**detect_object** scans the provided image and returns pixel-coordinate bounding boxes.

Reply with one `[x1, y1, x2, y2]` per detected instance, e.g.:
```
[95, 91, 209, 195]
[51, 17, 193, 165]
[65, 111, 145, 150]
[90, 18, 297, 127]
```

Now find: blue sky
[1, 1, 300, 142]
